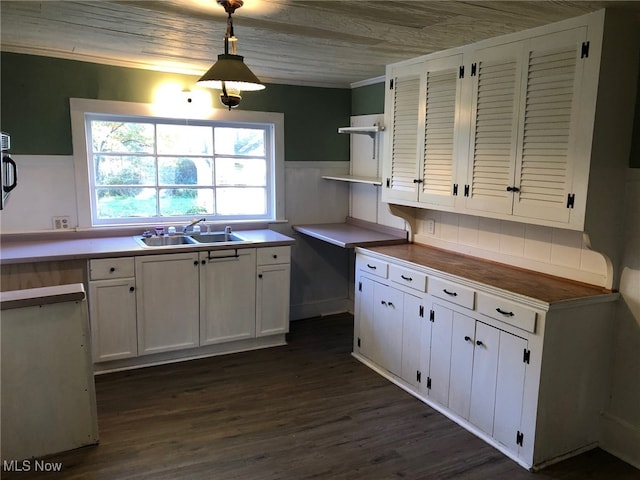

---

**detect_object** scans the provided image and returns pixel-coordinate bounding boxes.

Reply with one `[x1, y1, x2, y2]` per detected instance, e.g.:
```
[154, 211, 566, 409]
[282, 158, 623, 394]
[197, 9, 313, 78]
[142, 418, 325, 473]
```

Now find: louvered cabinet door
[418, 54, 464, 207]
[382, 61, 424, 203]
[465, 42, 524, 215]
[511, 27, 588, 223]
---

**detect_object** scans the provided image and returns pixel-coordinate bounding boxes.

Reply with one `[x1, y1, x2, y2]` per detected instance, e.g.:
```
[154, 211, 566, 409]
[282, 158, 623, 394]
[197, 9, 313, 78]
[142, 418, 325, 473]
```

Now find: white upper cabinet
[382, 10, 638, 232]
[383, 54, 464, 207]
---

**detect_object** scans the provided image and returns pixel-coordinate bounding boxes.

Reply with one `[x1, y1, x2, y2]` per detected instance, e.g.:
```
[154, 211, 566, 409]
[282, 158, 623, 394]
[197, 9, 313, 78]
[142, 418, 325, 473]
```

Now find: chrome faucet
[182, 218, 206, 234]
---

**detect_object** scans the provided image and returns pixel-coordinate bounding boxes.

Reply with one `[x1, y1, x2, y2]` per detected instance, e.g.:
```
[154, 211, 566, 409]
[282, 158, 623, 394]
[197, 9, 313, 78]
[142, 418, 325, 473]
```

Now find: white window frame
[70, 98, 285, 229]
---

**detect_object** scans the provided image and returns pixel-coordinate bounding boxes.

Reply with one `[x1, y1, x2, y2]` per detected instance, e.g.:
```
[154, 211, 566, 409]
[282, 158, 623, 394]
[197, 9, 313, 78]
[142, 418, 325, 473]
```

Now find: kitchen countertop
[362, 243, 616, 305]
[0, 229, 295, 265]
[293, 216, 407, 248]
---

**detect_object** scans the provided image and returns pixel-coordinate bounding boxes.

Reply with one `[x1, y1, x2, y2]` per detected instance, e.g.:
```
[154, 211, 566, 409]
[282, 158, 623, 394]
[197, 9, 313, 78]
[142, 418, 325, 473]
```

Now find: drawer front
[90, 257, 135, 280]
[477, 293, 537, 333]
[257, 246, 290, 265]
[357, 256, 388, 279]
[389, 264, 427, 292]
[430, 277, 475, 309]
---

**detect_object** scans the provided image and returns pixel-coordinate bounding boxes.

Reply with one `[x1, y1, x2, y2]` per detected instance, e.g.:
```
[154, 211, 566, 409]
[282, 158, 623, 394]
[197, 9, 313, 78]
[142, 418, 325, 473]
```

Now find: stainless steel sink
[136, 235, 197, 247]
[189, 233, 246, 243]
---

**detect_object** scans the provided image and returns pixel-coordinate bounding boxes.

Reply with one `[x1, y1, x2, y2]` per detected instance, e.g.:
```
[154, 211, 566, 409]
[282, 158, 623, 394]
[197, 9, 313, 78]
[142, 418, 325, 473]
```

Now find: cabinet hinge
[453, 183, 458, 196]
[459, 65, 464, 78]
[464, 185, 470, 197]
[389, 78, 394, 90]
[429, 309, 435, 322]
[516, 430, 524, 446]
[427, 377, 432, 389]
[471, 63, 477, 76]
[357, 337, 361, 348]
[417, 370, 422, 383]
[386, 178, 391, 188]
[523, 348, 531, 364]
[581, 41, 590, 59]
[358, 281, 362, 292]
[419, 305, 424, 318]
[567, 193, 575, 208]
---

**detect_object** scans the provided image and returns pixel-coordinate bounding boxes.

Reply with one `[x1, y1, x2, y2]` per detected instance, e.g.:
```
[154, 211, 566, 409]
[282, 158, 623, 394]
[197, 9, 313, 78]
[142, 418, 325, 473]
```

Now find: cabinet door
[382, 61, 424, 202]
[356, 276, 376, 359]
[372, 282, 404, 376]
[136, 253, 200, 355]
[256, 263, 290, 336]
[401, 292, 424, 387]
[418, 54, 465, 207]
[493, 330, 527, 450]
[200, 249, 256, 345]
[89, 278, 137, 362]
[426, 302, 454, 406]
[469, 321, 501, 434]
[511, 27, 587, 223]
[448, 312, 476, 419]
[465, 41, 524, 215]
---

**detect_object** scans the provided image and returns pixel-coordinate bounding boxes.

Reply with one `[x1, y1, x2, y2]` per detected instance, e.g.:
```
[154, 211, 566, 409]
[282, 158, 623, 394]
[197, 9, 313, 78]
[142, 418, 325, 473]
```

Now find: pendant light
[197, 0, 265, 109]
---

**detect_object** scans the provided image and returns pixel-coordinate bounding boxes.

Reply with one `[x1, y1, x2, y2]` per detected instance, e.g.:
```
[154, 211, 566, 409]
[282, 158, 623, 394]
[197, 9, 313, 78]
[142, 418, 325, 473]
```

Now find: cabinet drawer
[257, 246, 290, 265]
[90, 258, 135, 280]
[477, 293, 537, 333]
[389, 264, 427, 292]
[358, 256, 388, 279]
[430, 277, 475, 309]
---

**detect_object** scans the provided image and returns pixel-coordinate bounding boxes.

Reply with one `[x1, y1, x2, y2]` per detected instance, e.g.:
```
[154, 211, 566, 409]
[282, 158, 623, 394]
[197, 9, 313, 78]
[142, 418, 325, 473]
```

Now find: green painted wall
[0, 53, 351, 161]
[351, 82, 385, 116]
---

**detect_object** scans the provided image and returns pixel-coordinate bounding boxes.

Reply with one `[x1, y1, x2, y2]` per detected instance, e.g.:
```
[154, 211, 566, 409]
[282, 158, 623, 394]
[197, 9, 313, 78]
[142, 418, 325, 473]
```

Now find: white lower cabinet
[353, 247, 616, 471]
[136, 252, 200, 355]
[256, 246, 291, 337]
[200, 249, 256, 345]
[88, 258, 137, 362]
[88, 244, 291, 367]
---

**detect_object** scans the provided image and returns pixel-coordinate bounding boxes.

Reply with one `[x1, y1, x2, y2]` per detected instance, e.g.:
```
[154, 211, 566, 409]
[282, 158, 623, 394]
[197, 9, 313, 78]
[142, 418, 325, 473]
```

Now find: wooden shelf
[337, 125, 384, 136]
[321, 175, 382, 186]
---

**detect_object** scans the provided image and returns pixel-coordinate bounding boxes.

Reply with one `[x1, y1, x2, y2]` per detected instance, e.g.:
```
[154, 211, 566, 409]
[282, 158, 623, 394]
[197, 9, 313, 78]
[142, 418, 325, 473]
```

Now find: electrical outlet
[52, 216, 70, 230]
[426, 219, 435, 235]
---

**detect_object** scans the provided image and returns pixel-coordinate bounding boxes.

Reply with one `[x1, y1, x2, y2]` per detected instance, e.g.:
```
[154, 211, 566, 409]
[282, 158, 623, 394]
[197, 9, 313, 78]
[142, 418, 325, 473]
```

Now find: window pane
[159, 188, 213, 216]
[91, 121, 154, 153]
[95, 155, 156, 186]
[157, 125, 213, 155]
[96, 187, 157, 218]
[216, 188, 266, 215]
[214, 128, 265, 156]
[159, 157, 212, 186]
[215, 158, 266, 186]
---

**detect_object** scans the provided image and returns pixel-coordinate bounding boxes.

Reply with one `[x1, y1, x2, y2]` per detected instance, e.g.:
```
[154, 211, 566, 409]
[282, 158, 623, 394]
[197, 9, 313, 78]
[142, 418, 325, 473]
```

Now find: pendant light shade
[197, 0, 264, 109]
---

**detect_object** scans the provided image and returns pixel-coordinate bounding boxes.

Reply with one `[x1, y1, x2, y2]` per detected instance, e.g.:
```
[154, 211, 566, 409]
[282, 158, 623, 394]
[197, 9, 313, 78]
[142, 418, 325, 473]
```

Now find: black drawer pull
[476, 340, 485, 347]
[388, 302, 394, 308]
[110, 267, 116, 272]
[506, 186, 520, 192]
[129, 286, 135, 292]
[381, 300, 387, 306]
[367, 264, 377, 270]
[496, 308, 515, 317]
[401, 275, 413, 281]
[443, 289, 457, 296]
[464, 336, 472, 343]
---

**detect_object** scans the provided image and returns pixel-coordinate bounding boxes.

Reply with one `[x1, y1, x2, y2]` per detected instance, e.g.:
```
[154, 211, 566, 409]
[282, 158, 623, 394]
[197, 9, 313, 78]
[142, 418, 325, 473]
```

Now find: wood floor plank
[3, 313, 639, 479]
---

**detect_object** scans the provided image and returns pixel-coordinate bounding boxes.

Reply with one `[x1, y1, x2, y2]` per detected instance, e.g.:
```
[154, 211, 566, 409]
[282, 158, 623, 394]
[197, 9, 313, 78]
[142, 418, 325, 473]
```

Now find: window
[70, 99, 284, 228]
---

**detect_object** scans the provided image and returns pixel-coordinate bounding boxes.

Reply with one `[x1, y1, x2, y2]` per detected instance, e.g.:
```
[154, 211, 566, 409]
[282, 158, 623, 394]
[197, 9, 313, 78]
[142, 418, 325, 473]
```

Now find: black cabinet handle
[202, 260, 206, 265]
[464, 336, 472, 342]
[258, 274, 263, 279]
[194, 260, 199, 266]
[476, 340, 484, 347]
[273, 254, 278, 259]
[388, 302, 394, 308]
[381, 300, 387, 306]
[443, 289, 457, 296]
[401, 275, 413, 281]
[129, 286, 135, 292]
[496, 308, 515, 317]
[110, 267, 116, 272]
[506, 186, 520, 192]
[367, 264, 377, 270]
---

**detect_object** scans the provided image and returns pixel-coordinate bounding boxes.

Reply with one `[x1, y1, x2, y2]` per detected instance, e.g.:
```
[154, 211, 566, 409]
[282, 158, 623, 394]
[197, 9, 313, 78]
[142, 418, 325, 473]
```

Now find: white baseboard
[600, 411, 640, 470]
[290, 298, 352, 321]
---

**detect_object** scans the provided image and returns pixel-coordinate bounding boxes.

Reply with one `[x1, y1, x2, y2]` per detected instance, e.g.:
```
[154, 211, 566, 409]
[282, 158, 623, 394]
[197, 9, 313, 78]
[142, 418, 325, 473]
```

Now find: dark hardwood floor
[4, 313, 639, 479]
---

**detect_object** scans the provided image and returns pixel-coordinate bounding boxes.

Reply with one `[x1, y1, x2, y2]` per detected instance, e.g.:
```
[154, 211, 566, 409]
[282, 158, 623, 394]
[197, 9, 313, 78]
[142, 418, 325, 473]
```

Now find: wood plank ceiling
[2, 1, 640, 88]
